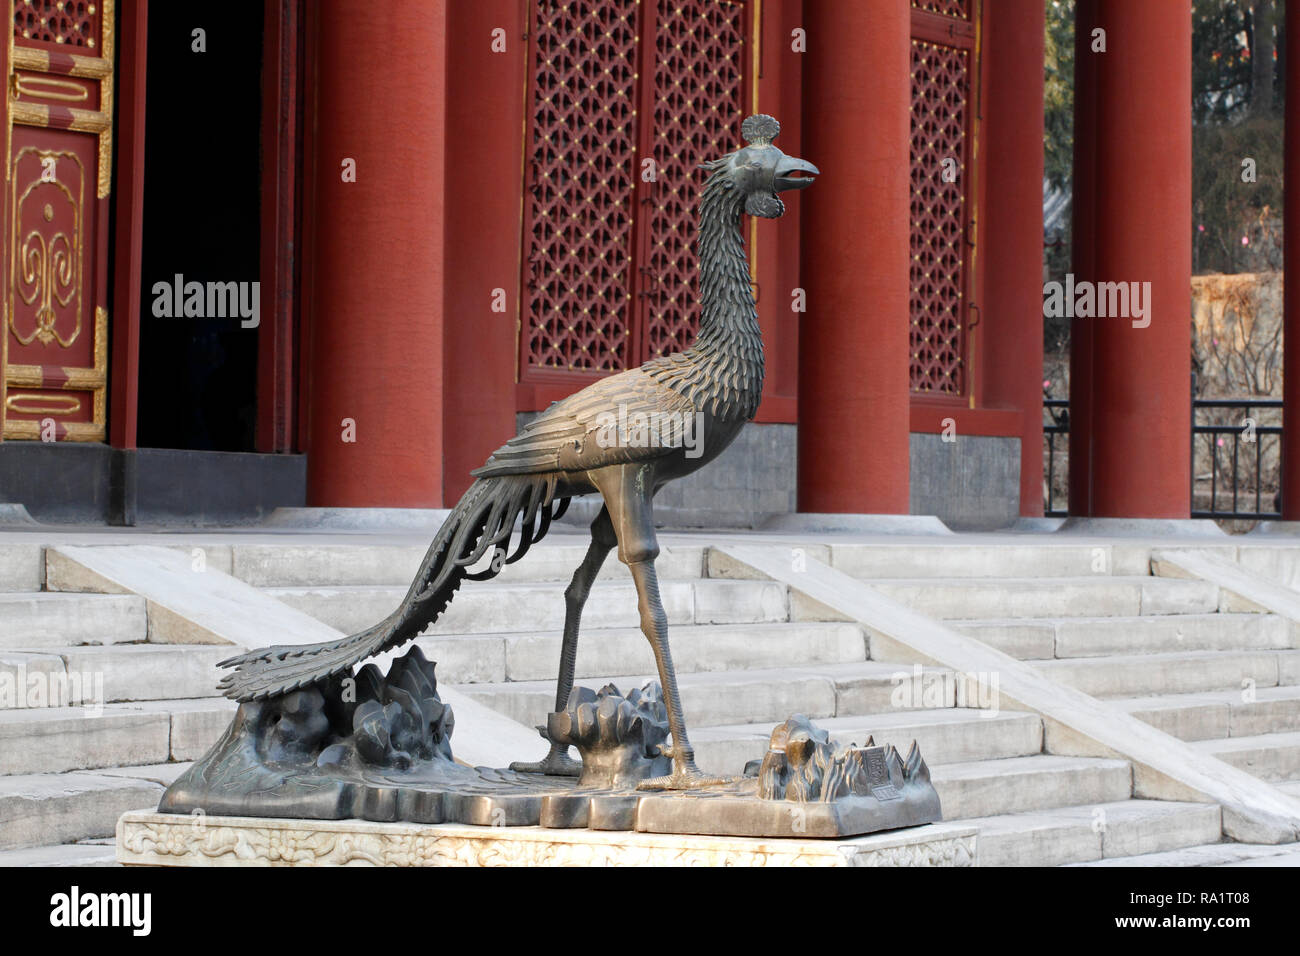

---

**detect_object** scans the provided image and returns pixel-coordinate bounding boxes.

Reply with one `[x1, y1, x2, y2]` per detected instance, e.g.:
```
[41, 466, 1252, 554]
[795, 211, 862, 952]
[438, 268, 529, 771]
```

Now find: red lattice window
[912, 0, 970, 20]
[522, 0, 641, 374]
[640, 0, 746, 361]
[13, 0, 100, 48]
[909, 8, 976, 396]
[520, 0, 749, 382]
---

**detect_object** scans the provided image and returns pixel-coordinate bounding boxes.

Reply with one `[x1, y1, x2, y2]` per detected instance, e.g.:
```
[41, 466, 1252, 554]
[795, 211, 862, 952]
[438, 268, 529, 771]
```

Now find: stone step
[0, 592, 147, 648]
[931, 754, 1133, 820]
[950, 613, 1291, 661]
[965, 799, 1222, 867]
[690, 707, 1043, 776]
[95, 762, 192, 788]
[0, 544, 43, 592]
[418, 621, 868, 685]
[0, 646, 229, 707]
[793, 576, 1221, 622]
[459, 661, 960, 737]
[0, 770, 163, 850]
[266, 578, 790, 635]
[1034, 649, 1300, 699]
[1214, 846, 1300, 866]
[0, 698, 234, 775]
[1116, 686, 1300, 742]
[0, 842, 119, 867]
[1192, 731, 1300, 782]
[823, 542, 1156, 580]
[231, 541, 705, 587]
[1072, 840, 1300, 867]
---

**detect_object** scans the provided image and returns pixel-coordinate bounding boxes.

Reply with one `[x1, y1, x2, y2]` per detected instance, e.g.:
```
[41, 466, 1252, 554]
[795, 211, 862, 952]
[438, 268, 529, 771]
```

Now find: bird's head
[701, 114, 818, 219]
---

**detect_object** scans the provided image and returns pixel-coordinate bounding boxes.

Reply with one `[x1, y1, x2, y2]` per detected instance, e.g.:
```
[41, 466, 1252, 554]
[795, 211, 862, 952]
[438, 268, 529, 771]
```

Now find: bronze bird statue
[218, 114, 817, 790]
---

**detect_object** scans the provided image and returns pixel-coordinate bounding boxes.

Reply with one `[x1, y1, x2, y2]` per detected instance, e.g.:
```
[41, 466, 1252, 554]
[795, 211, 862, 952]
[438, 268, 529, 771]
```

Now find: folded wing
[472, 367, 699, 478]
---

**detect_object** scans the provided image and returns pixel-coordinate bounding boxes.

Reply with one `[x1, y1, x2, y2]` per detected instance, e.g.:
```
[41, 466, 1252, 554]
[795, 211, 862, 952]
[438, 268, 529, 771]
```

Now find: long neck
[683, 176, 765, 419]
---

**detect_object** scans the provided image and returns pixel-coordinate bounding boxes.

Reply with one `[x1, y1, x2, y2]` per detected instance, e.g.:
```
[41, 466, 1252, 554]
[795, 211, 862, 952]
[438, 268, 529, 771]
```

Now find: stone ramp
[42, 544, 546, 769]
[46, 544, 348, 646]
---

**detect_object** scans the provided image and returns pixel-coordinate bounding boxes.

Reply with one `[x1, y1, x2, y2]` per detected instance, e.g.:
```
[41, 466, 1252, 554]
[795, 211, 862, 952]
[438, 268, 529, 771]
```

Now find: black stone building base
[0, 443, 305, 526]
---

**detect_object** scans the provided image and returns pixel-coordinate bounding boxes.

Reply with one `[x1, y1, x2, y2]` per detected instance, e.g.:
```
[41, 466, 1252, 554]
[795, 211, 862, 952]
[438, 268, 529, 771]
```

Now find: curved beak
[775, 154, 819, 192]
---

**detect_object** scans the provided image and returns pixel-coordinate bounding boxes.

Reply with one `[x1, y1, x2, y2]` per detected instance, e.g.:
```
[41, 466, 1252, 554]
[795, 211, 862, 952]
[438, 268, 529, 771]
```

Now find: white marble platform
[116, 810, 976, 867]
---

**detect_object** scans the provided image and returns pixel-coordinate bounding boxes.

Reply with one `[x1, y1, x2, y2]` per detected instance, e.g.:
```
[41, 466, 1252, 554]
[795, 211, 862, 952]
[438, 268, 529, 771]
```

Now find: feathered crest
[698, 113, 782, 172]
[741, 113, 780, 146]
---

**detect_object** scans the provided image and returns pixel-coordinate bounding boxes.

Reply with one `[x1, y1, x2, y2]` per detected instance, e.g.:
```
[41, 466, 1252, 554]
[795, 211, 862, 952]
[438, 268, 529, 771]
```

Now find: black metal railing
[1042, 398, 1284, 520]
[1043, 398, 1069, 517]
[1191, 398, 1282, 520]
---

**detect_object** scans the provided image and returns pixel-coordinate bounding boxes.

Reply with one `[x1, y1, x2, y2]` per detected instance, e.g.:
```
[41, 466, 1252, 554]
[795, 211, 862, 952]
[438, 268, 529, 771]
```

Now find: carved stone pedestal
[116, 811, 977, 867]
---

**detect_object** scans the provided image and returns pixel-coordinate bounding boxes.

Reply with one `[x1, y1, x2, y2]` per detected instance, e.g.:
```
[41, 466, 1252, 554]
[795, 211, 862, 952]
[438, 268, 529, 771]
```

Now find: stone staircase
[0, 543, 232, 865]
[2, 534, 1300, 866]
[795, 540, 1300, 865]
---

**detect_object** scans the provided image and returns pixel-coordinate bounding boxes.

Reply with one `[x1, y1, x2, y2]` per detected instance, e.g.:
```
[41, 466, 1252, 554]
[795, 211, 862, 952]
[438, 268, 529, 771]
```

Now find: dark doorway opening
[136, 3, 263, 451]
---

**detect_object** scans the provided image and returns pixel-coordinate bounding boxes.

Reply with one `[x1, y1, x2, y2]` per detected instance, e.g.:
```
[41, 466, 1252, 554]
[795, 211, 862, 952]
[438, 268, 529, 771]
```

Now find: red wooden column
[980, 0, 1046, 517]
[797, 0, 911, 514]
[304, 0, 448, 506]
[440, 0, 526, 502]
[1069, 0, 1192, 518]
[1284, 0, 1300, 518]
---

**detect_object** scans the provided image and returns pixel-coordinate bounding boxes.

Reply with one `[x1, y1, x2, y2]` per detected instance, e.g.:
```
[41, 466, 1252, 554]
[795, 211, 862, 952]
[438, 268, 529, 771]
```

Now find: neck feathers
[647, 168, 765, 420]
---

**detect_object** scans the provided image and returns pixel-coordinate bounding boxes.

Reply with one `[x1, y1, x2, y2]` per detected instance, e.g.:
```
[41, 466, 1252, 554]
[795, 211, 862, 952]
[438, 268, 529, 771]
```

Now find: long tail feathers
[216, 475, 570, 702]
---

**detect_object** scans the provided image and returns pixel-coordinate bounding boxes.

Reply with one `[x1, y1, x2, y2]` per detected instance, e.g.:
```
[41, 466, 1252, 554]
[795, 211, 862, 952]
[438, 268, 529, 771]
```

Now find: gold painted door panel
[3, 0, 114, 441]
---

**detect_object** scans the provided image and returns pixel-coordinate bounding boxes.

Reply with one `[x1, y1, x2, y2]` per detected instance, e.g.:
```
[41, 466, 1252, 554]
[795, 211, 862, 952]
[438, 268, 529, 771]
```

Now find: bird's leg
[592, 464, 724, 790]
[626, 558, 724, 790]
[509, 508, 615, 777]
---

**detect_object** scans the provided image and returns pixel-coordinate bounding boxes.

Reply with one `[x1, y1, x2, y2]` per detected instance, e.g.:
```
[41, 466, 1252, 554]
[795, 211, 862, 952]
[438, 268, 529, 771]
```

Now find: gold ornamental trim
[9, 101, 110, 133]
[2, 4, 114, 443]
[11, 46, 113, 79]
[10, 148, 85, 350]
[13, 74, 89, 102]
[5, 392, 81, 415]
[92, 304, 106, 423]
[3, 418, 103, 441]
[1, 26, 10, 441]
[7, 308, 107, 394]
[98, 0, 114, 199]
[5, 364, 105, 389]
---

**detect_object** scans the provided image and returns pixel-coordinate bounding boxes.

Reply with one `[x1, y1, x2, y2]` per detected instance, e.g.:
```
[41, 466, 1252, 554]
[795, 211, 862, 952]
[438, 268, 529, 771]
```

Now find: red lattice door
[3, 0, 115, 441]
[519, 0, 749, 386]
[633, 0, 748, 363]
[909, 0, 977, 397]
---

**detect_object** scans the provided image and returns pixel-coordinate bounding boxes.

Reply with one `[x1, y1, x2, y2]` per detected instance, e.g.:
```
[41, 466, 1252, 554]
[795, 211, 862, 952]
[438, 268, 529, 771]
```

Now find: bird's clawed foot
[509, 743, 582, 777]
[635, 749, 728, 791]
